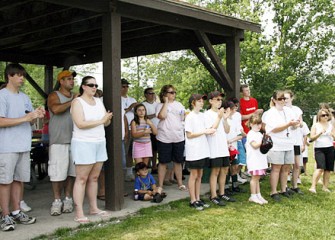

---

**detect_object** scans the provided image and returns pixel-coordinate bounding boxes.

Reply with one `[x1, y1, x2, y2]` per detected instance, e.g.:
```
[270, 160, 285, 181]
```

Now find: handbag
[260, 133, 273, 154]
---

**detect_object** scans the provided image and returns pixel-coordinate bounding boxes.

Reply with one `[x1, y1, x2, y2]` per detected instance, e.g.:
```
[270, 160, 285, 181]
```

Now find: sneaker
[209, 197, 226, 206]
[1, 215, 16, 231]
[11, 211, 36, 225]
[241, 172, 251, 179]
[232, 186, 246, 193]
[286, 187, 295, 195]
[189, 201, 204, 211]
[257, 195, 268, 204]
[224, 188, 235, 196]
[237, 175, 248, 184]
[198, 199, 210, 208]
[219, 194, 236, 202]
[62, 198, 74, 213]
[20, 200, 32, 212]
[297, 178, 302, 184]
[280, 191, 292, 198]
[292, 187, 304, 195]
[50, 200, 63, 216]
[249, 196, 263, 205]
[270, 193, 281, 202]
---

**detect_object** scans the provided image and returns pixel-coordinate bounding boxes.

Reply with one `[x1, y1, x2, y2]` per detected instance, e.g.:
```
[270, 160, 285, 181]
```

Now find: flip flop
[74, 216, 90, 223]
[178, 185, 188, 191]
[97, 195, 105, 200]
[90, 211, 111, 217]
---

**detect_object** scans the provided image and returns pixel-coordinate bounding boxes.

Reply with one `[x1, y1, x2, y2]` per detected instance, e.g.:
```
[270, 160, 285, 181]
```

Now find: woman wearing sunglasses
[156, 85, 187, 192]
[262, 90, 300, 202]
[309, 109, 335, 193]
[70, 76, 113, 223]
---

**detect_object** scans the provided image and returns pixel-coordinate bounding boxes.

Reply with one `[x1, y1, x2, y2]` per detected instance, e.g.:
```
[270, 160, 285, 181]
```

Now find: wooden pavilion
[0, 0, 260, 210]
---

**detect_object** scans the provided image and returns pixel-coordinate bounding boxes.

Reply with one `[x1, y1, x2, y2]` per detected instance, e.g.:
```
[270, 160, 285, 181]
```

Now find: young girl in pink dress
[246, 114, 269, 205]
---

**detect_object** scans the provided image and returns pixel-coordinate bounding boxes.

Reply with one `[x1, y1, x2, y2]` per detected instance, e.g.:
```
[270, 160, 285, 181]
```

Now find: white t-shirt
[314, 122, 333, 148]
[287, 105, 303, 145]
[227, 112, 243, 148]
[204, 109, 229, 158]
[246, 130, 268, 171]
[155, 101, 185, 143]
[121, 96, 137, 127]
[296, 121, 310, 146]
[142, 101, 159, 127]
[185, 111, 210, 161]
[264, 106, 295, 151]
[122, 108, 125, 140]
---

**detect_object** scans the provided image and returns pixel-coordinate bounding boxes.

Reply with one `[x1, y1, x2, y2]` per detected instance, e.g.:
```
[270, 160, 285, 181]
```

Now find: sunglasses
[167, 91, 176, 94]
[85, 83, 98, 88]
[213, 98, 223, 101]
[146, 92, 155, 95]
[122, 85, 129, 88]
[321, 114, 329, 117]
[277, 97, 287, 101]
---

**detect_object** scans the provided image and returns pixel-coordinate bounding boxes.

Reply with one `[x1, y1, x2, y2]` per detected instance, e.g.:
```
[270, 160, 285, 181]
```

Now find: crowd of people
[1, 63, 335, 231]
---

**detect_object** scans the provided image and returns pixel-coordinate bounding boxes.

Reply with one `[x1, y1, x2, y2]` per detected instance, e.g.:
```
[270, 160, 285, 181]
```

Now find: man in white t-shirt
[142, 88, 159, 173]
[121, 78, 138, 181]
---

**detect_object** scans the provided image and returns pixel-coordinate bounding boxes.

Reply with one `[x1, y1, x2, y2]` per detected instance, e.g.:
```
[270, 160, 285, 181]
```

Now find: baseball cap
[121, 78, 130, 85]
[57, 70, 76, 81]
[208, 91, 225, 99]
[188, 94, 207, 105]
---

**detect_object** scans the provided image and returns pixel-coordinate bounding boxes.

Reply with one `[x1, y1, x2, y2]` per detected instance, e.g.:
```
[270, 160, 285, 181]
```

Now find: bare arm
[131, 121, 152, 138]
[186, 128, 216, 139]
[147, 119, 157, 136]
[250, 140, 261, 149]
[0, 108, 44, 128]
[48, 92, 77, 115]
[157, 99, 169, 120]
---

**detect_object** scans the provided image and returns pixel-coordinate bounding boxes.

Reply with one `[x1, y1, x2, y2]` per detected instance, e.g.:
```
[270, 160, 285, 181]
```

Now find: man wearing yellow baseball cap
[47, 69, 78, 216]
[57, 70, 77, 82]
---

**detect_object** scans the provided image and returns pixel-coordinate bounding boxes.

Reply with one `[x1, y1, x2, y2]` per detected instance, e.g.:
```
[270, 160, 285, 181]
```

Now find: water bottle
[134, 189, 139, 201]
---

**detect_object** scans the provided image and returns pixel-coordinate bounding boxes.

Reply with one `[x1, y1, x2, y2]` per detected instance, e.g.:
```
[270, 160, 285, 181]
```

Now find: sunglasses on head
[277, 97, 287, 101]
[166, 91, 176, 94]
[85, 83, 98, 88]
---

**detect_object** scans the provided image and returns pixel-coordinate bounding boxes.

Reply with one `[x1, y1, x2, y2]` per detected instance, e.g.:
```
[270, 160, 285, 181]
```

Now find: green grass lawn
[35, 153, 335, 240]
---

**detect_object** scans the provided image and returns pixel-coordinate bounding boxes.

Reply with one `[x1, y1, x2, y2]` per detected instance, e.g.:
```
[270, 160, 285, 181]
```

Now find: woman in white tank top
[309, 109, 335, 193]
[71, 76, 113, 223]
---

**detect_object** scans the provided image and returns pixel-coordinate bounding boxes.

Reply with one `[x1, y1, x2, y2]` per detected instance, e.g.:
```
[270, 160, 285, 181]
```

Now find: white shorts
[267, 150, 294, 165]
[71, 139, 107, 165]
[0, 152, 30, 184]
[48, 144, 76, 181]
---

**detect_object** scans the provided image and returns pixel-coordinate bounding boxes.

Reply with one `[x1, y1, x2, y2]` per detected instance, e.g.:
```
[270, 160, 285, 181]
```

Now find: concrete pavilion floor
[4, 174, 210, 240]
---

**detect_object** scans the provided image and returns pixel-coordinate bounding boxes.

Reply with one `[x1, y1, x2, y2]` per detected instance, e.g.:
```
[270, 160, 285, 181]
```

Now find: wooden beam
[195, 30, 233, 91]
[102, 9, 124, 211]
[118, 0, 261, 33]
[191, 48, 222, 85]
[39, 0, 109, 12]
[25, 73, 48, 99]
[226, 33, 242, 98]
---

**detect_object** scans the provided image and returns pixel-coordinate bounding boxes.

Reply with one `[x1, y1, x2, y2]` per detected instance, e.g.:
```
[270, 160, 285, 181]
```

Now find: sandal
[178, 185, 188, 191]
[97, 195, 105, 200]
[90, 211, 111, 217]
[309, 188, 316, 194]
[74, 216, 90, 223]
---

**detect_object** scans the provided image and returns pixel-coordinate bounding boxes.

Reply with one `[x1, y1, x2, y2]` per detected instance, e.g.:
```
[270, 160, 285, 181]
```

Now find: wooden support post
[44, 65, 53, 95]
[226, 32, 242, 99]
[102, 7, 123, 211]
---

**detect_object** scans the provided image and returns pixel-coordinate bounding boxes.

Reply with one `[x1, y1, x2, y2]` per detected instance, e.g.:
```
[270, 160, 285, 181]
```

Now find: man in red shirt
[239, 84, 263, 178]
[239, 84, 263, 134]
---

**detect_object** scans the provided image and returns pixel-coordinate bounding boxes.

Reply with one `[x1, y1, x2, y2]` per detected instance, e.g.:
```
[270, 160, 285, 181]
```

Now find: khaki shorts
[48, 144, 76, 181]
[267, 150, 294, 165]
[0, 152, 30, 184]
